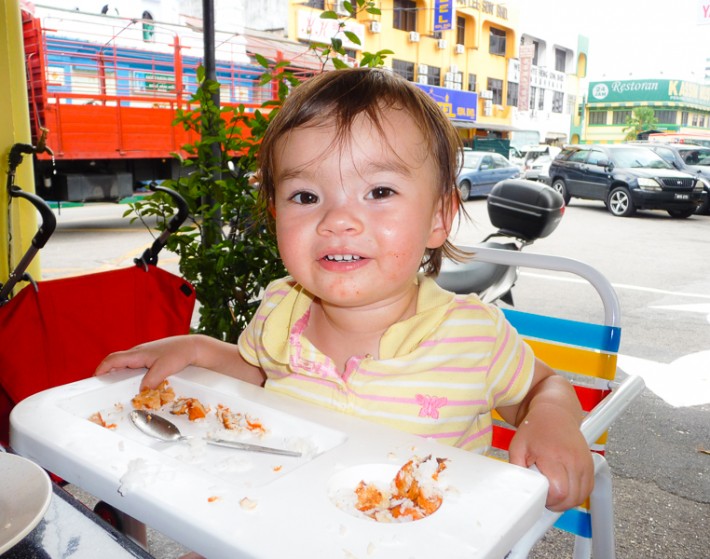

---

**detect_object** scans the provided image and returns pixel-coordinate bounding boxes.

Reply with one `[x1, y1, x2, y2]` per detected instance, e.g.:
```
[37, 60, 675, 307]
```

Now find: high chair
[462, 246, 645, 559]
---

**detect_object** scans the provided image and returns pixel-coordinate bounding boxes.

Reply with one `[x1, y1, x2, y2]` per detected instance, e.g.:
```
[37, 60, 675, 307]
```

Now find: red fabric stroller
[1, 137, 196, 444]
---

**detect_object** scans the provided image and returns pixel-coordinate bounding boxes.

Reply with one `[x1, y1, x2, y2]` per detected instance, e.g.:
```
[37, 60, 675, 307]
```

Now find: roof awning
[242, 34, 333, 72]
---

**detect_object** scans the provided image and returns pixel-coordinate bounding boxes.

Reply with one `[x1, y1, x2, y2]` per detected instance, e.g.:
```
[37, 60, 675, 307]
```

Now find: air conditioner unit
[418, 63, 428, 74]
[417, 75, 428, 84]
[409, 31, 420, 43]
[483, 106, 493, 116]
[449, 64, 458, 73]
[334, 0, 350, 16]
[481, 90, 493, 100]
[369, 21, 381, 33]
[437, 39, 447, 50]
[455, 43, 465, 54]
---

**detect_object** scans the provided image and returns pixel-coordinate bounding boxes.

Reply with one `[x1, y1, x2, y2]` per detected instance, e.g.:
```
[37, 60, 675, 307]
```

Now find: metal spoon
[129, 410, 302, 458]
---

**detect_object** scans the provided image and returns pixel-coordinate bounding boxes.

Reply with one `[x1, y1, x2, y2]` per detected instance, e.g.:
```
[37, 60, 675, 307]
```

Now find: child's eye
[289, 191, 319, 205]
[368, 186, 396, 199]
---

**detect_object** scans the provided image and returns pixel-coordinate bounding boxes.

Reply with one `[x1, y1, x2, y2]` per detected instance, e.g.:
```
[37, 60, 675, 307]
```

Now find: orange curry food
[91, 381, 267, 434]
[355, 455, 448, 522]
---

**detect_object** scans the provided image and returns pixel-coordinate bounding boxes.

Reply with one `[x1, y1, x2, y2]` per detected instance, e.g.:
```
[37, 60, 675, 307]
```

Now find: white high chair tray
[10, 367, 547, 559]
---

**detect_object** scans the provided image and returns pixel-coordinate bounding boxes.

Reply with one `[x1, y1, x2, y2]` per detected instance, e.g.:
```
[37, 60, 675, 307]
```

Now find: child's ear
[426, 193, 459, 249]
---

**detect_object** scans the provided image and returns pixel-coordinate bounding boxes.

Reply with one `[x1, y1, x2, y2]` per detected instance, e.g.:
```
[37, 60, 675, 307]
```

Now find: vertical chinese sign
[434, 0, 454, 31]
[518, 43, 535, 111]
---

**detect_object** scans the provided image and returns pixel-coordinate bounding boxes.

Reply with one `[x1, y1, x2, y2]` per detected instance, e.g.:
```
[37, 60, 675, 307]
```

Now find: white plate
[0, 452, 53, 554]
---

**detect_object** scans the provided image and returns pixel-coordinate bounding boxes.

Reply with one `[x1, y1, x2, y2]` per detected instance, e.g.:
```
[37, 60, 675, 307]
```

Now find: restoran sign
[589, 79, 710, 108]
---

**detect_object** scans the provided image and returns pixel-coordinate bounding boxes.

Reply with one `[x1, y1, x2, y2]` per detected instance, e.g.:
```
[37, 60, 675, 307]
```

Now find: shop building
[582, 78, 710, 144]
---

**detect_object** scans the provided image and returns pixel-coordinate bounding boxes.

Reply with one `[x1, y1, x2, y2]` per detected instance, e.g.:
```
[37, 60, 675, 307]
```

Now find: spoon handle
[207, 438, 302, 458]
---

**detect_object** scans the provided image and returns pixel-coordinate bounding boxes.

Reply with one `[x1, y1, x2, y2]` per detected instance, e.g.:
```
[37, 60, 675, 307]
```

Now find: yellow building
[286, 0, 586, 151]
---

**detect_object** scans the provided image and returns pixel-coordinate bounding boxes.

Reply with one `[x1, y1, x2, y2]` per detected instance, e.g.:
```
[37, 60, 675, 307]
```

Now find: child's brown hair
[257, 67, 466, 275]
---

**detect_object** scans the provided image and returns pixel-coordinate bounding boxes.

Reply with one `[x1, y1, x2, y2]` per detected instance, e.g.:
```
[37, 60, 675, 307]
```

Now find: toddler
[97, 67, 593, 512]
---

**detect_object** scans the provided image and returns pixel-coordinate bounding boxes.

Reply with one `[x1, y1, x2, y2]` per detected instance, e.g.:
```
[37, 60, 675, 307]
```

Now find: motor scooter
[435, 179, 564, 305]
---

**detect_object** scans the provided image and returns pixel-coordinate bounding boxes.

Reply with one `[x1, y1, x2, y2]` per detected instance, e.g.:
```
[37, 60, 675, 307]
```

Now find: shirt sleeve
[237, 277, 291, 368]
[484, 304, 536, 409]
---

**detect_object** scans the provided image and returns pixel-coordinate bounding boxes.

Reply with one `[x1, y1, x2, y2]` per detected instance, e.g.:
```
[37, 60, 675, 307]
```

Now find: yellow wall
[1, 0, 41, 293]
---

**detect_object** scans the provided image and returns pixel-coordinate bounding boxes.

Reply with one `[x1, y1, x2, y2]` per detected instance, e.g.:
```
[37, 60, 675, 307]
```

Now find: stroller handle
[135, 185, 190, 267]
[1, 189, 57, 303]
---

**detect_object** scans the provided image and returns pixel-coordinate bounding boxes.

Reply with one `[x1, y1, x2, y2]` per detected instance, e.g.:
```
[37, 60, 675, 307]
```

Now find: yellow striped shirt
[238, 275, 534, 452]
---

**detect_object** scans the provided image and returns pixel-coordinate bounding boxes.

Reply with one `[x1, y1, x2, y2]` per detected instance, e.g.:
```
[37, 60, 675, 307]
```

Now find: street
[26, 198, 710, 557]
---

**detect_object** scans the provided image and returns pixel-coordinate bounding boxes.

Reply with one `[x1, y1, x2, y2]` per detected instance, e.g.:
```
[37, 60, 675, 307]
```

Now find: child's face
[272, 108, 452, 310]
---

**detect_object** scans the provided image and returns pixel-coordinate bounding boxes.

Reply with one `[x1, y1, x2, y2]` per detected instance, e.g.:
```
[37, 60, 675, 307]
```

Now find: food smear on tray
[351, 455, 448, 522]
[131, 380, 176, 410]
[88, 411, 117, 429]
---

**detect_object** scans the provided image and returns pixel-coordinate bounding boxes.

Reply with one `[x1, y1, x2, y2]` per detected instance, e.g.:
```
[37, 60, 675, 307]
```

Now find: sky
[523, 0, 709, 83]
[41, 0, 710, 83]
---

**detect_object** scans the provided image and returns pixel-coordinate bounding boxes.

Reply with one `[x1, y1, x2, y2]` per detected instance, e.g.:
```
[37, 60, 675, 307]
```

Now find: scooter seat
[435, 241, 517, 295]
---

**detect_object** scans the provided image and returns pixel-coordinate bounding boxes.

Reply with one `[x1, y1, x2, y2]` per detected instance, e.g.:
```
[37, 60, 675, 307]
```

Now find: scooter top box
[487, 179, 564, 241]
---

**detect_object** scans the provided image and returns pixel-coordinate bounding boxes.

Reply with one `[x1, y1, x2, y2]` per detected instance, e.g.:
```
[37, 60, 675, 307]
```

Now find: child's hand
[94, 335, 196, 390]
[508, 402, 594, 511]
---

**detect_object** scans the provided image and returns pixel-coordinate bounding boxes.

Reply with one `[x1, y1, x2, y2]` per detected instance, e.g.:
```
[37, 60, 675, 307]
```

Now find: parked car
[457, 150, 520, 200]
[628, 142, 710, 215]
[546, 144, 706, 218]
[522, 146, 562, 181]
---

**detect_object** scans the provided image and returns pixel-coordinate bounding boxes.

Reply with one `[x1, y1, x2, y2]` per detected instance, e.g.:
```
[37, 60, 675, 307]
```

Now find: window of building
[554, 48, 566, 72]
[700, 115, 706, 127]
[589, 111, 607, 125]
[420, 65, 441, 86]
[456, 16, 465, 45]
[537, 88, 544, 110]
[393, 0, 417, 32]
[529, 86, 537, 110]
[489, 27, 506, 56]
[487, 78, 503, 104]
[552, 91, 564, 113]
[612, 110, 631, 125]
[392, 59, 415, 81]
[654, 110, 677, 124]
[306, 0, 325, 8]
[681, 111, 689, 126]
[692, 113, 698, 126]
[531, 40, 539, 65]
[506, 82, 518, 107]
[468, 73, 476, 92]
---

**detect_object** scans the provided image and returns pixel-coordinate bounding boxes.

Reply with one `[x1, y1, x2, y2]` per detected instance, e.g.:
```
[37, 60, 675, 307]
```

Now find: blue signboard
[434, 0, 453, 32]
[415, 83, 478, 122]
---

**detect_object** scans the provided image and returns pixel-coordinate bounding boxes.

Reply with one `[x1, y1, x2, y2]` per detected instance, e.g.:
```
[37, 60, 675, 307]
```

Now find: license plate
[674, 193, 690, 200]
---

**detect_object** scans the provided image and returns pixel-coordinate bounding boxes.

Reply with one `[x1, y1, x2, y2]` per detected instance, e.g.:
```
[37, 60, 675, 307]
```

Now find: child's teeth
[327, 254, 360, 261]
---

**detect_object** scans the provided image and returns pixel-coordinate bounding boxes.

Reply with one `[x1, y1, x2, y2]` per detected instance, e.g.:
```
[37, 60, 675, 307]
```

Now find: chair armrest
[580, 375, 645, 445]
[506, 375, 645, 558]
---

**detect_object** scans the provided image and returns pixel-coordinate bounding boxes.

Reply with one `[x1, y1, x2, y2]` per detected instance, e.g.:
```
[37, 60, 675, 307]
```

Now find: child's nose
[316, 201, 363, 235]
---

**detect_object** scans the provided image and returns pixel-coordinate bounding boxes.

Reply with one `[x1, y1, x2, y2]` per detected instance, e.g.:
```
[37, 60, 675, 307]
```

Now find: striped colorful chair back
[494, 308, 620, 540]
[457, 246, 645, 558]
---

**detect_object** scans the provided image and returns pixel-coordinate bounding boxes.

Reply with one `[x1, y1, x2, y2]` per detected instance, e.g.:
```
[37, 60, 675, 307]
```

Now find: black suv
[546, 144, 706, 218]
[628, 142, 710, 215]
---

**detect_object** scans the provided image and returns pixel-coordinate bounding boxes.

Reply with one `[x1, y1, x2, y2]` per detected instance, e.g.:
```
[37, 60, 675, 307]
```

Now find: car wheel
[458, 180, 471, 201]
[667, 208, 695, 219]
[695, 194, 710, 215]
[551, 179, 570, 204]
[607, 187, 635, 217]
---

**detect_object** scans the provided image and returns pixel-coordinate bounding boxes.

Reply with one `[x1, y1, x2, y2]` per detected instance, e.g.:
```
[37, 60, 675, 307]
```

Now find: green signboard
[588, 79, 710, 109]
